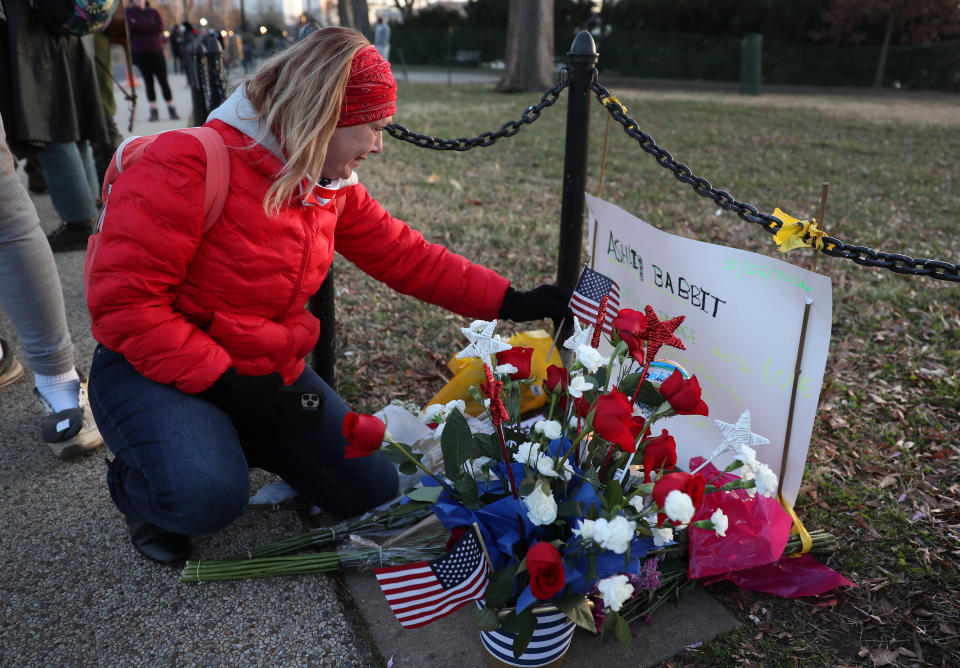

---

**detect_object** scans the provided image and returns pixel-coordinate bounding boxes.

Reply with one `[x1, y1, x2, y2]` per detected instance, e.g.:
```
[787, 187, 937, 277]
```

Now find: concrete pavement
[0, 67, 738, 666]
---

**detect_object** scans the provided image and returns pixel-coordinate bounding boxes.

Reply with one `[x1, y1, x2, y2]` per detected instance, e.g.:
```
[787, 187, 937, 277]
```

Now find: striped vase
[477, 603, 576, 668]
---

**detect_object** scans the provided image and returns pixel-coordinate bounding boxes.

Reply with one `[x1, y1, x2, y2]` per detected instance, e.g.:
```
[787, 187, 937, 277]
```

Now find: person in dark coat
[0, 0, 110, 251]
[125, 0, 178, 122]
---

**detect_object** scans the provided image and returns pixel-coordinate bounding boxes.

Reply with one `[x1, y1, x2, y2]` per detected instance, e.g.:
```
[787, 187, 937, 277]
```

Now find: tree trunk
[351, 0, 370, 38]
[337, 0, 353, 27]
[872, 9, 895, 88]
[497, 0, 554, 93]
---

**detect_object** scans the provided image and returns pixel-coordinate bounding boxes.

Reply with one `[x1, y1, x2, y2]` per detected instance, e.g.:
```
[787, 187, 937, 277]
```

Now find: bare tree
[337, 0, 370, 36]
[817, 0, 960, 88]
[497, 0, 554, 93]
[392, 0, 416, 19]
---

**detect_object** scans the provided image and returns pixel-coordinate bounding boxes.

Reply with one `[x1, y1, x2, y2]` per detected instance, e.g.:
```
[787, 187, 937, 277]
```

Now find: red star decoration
[643, 305, 686, 363]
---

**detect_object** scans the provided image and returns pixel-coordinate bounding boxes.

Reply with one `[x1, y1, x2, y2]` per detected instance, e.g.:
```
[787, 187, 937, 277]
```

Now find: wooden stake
[472, 522, 495, 574]
[597, 115, 612, 199]
[777, 298, 813, 499]
[545, 315, 566, 364]
[812, 182, 829, 273]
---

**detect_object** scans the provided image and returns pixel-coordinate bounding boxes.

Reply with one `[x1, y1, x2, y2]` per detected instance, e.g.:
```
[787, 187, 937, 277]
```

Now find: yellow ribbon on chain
[600, 95, 628, 115]
[778, 493, 813, 556]
[771, 207, 830, 253]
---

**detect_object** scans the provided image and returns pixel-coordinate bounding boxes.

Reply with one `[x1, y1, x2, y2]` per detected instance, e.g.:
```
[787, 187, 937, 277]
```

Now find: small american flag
[375, 529, 488, 629]
[569, 267, 620, 334]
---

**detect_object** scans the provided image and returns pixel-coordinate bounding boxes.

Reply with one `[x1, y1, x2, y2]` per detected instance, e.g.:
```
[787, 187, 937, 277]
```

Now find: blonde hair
[244, 27, 369, 215]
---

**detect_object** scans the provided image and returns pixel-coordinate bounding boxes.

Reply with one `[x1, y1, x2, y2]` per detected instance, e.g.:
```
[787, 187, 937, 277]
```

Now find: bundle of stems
[617, 529, 837, 626]
[180, 531, 447, 583]
[221, 502, 433, 561]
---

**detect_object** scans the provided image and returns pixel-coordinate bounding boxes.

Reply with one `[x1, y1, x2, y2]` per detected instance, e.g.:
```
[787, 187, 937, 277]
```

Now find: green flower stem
[221, 504, 432, 561]
[546, 394, 558, 422]
[385, 435, 455, 497]
[559, 412, 594, 465]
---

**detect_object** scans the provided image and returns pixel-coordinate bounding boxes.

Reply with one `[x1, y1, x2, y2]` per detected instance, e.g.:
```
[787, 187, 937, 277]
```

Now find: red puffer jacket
[87, 120, 510, 393]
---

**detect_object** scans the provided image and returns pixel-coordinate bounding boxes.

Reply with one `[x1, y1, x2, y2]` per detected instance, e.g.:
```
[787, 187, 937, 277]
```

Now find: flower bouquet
[344, 303, 791, 663]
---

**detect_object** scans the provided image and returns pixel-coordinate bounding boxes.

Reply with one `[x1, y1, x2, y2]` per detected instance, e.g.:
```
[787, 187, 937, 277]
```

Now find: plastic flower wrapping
[341, 306, 808, 653]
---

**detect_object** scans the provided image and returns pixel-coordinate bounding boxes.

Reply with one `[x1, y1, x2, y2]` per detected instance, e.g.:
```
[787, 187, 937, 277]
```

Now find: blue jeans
[35, 141, 100, 223]
[88, 345, 399, 535]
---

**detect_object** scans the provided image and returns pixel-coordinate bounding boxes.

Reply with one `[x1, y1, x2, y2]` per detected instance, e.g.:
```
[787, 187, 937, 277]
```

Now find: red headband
[337, 45, 397, 127]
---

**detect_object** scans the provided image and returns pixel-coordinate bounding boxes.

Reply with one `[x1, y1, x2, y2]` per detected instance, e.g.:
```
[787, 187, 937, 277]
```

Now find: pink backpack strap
[181, 126, 230, 232]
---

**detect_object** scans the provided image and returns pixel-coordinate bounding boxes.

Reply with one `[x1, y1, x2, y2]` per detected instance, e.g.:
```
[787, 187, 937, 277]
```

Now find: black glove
[498, 284, 573, 324]
[200, 368, 324, 436]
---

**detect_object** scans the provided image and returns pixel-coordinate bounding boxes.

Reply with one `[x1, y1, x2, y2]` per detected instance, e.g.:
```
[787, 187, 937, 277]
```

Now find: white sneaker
[0, 339, 25, 389]
[34, 377, 104, 458]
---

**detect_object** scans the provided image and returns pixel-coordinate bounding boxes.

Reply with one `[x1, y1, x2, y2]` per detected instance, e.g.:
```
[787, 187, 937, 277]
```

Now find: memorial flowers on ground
[344, 304, 788, 656]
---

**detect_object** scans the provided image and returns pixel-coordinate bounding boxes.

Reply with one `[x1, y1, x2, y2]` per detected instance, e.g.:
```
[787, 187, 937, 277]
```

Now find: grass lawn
[333, 79, 959, 666]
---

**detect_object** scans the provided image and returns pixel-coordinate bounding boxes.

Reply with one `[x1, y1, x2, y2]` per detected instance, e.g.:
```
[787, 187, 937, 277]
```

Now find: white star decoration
[455, 319, 512, 361]
[692, 409, 771, 474]
[562, 318, 593, 351]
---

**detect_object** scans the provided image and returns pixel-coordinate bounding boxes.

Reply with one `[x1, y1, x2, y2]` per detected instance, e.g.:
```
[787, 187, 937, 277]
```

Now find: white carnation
[651, 526, 674, 547]
[664, 490, 695, 526]
[523, 485, 557, 526]
[573, 518, 595, 541]
[536, 457, 559, 478]
[513, 441, 541, 465]
[710, 508, 728, 537]
[585, 516, 636, 554]
[567, 375, 594, 398]
[575, 345, 607, 374]
[629, 495, 644, 512]
[468, 319, 495, 332]
[443, 400, 466, 418]
[434, 422, 446, 438]
[534, 420, 563, 440]
[754, 463, 779, 498]
[596, 574, 634, 612]
[734, 444, 757, 468]
[495, 363, 518, 376]
[423, 404, 444, 423]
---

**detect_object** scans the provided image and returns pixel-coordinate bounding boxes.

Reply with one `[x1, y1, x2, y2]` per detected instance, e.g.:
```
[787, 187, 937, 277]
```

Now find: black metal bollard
[186, 37, 227, 124]
[308, 268, 337, 389]
[556, 31, 598, 345]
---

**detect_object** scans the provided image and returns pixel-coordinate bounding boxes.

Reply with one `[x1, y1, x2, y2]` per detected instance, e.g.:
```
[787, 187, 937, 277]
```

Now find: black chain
[589, 77, 960, 283]
[385, 70, 570, 151]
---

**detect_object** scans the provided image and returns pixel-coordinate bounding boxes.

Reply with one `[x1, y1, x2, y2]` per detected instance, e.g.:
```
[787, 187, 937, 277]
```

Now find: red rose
[659, 370, 709, 416]
[613, 308, 647, 364]
[342, 412, 386, 459]
[642, 429, 677, 482]
[526, 541, 565, 600]
[591, 389, 638, 452]
[544, 365, 568, 393]
[496, 346, 534, 380]
[652, 471, 706, 526]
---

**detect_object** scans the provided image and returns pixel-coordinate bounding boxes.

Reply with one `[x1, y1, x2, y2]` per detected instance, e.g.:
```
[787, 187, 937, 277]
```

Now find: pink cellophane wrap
[686, 458, 854, 597]
[686, 459, 793, 579]
[701, 554, 856, 597]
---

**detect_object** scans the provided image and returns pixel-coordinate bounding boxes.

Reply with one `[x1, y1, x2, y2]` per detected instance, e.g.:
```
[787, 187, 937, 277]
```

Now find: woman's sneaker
[33, 378, 104, 458]
[0, 340, 25, 388]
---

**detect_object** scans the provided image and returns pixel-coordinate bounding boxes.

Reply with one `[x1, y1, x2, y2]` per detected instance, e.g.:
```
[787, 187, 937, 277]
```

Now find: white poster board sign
[585, 194, 833, 505]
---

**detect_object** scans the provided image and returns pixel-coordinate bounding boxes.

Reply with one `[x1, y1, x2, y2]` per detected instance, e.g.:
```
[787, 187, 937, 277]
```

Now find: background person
[125, 0, 178, 122]
[0, 114, 104, 457]
[0, 0, 109, 252]
[85, 27, 571, 567]
[374, 16, 389, 61]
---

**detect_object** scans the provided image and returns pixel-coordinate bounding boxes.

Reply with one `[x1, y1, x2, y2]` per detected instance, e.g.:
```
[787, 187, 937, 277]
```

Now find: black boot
[46, 220, 94, 252]
[125, 516, 192, 566]
[148, 107, 159, 122]
[167, 104, 180, 120]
